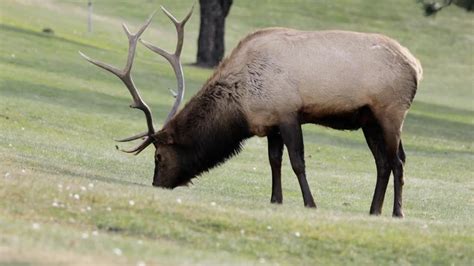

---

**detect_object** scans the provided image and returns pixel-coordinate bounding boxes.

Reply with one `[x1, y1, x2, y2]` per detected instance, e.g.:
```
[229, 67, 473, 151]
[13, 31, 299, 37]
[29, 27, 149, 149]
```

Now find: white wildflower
[113, 248, 122, 256]
[92, 230, 99, 236]
[32, 223, 40, 230]
[80, 186, 87, 191]
[294, 231, 301, 237]
[210, 201, 216, 207]
[240, 229, 245, 235]
[86, 206, 92, 211]
[88, 183, 94, 188]
[81, 233, 89, 239]
[176, 198, 182, 204]
[73, 194, 80, 200]
[129, 200, 135, 206]
[106, 207, 112, 211]
[267, 225, 272, 230]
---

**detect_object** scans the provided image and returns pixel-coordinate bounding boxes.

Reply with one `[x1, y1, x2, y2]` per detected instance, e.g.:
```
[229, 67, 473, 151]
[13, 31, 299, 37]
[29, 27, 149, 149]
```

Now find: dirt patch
[0, 245, 121, 265]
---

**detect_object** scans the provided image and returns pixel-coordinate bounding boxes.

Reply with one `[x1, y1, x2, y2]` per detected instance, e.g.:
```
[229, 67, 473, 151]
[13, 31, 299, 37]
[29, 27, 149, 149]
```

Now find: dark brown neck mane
[167, 81, 252, 182]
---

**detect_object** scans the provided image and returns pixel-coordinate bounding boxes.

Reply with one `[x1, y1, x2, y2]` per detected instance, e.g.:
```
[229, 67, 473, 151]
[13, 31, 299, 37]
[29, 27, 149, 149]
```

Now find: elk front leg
[268, 130, 284, 204]
[279, 118, 316, 208]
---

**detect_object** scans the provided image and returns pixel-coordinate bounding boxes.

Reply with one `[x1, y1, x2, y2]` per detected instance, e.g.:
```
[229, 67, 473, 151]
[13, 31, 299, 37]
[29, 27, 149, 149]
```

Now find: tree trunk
[196, 0, 233, 68]
[421, 0, 473, 16]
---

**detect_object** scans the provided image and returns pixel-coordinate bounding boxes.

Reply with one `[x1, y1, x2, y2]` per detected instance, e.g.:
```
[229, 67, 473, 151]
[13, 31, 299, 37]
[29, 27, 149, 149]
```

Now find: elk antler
[79, 6, 193, 155]
[79, 13, 156, 154]
[140, 5, 194, 124]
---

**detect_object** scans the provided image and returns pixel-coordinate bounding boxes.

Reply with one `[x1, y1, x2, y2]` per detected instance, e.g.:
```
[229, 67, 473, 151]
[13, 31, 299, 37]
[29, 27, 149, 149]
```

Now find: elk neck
[165, 80, 253, 179]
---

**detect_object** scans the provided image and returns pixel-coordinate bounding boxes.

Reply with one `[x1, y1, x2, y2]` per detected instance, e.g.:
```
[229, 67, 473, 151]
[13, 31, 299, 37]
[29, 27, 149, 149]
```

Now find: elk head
[79, 5, 194, 188]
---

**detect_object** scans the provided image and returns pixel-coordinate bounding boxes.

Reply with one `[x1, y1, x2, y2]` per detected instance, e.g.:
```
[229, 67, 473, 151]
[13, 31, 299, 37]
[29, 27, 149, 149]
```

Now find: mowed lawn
[1, 0, 473, 265]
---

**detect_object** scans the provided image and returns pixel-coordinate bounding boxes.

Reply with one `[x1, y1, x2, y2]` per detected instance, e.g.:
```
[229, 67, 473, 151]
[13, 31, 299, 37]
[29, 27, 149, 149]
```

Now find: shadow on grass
[412, 101, 474, 117]
[404, 112, 473, 143]
[0, 23, 100, 50]
[0, 79, 170, 118]
[20, 155, 149, 187]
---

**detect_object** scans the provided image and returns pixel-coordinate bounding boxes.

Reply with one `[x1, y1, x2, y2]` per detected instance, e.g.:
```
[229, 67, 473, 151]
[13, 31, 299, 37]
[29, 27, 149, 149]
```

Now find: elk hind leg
[379, 113, 406, 218]
[391, 138, 405, 218]
[363, 123, 391, 216]
[398, 140, 406, 165]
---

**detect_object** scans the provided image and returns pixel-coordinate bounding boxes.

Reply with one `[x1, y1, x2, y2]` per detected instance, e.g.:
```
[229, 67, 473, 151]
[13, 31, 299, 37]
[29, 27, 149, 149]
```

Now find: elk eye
[156, 154, 162, 162]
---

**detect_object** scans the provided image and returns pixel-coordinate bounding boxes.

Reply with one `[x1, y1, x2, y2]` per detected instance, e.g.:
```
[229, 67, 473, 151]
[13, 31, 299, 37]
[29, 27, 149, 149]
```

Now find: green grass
[1, 0, 473, 265]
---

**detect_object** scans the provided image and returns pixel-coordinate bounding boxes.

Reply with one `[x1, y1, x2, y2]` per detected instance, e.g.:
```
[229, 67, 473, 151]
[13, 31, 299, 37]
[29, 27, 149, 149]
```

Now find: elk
[80, 6, 422, 218]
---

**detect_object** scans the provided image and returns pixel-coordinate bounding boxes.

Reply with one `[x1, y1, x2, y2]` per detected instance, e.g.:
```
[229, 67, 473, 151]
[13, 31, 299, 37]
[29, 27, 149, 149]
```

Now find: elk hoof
[369, 211, 382, 216]
[392, 210, 405, 218]
[270, 197, 283, 204]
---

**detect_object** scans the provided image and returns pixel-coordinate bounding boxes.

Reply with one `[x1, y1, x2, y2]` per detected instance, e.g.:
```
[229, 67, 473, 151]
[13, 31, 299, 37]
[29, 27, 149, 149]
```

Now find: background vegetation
[1, 0, 473, 264]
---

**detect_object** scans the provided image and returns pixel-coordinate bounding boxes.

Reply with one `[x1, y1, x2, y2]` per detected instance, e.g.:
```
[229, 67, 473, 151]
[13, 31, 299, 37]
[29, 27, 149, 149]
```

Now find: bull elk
[80, 6, 422, 218]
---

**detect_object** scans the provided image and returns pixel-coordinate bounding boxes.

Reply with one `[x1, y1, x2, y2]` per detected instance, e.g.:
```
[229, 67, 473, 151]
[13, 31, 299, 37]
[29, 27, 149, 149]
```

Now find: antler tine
[140, 5, 194, 125]
[80, 13, 158, 154]
[160, 4, 194, 56]
[122, 12, 155, 76]
[118, 137, 155, 155]
[115, 131, 149, 142]
[79, 51, 122, 77]
[140, 39, 174, 64]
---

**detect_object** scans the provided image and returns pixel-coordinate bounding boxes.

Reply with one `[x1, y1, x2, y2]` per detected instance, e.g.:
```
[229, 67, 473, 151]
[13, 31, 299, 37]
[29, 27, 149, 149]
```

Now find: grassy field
[1, 0, 473, 265]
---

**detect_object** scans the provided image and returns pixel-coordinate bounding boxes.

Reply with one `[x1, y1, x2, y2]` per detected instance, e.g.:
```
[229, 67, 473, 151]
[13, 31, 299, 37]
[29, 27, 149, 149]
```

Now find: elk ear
[154, 130, 174, 145]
